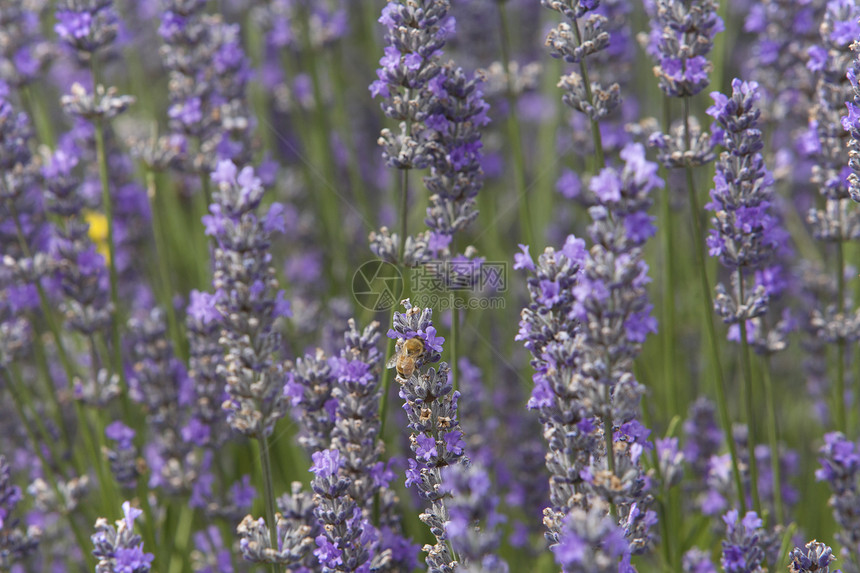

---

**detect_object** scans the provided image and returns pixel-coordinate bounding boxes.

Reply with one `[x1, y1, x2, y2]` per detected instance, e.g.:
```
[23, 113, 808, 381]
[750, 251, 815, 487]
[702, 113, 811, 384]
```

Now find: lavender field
[2, 0, 860, 571]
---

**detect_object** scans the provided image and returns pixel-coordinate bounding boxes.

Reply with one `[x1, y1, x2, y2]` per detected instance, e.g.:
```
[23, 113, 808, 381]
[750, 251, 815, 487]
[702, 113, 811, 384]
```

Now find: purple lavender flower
[42, 146, 113, 338]
[91, 501, 153, 573]
[0, 4, 54, 89]
[644, 0, 724, 98]
[208, 160, 290, 438]
[543, 0, 621, 121]
[423, 63, 489, 247]
[286, 349, 337, 455]
[0, 95, 46, 365]
[54, 0, 119, 58]
[683, 547, 717, 573]
[550, 504, 629, 573]
[706, 79, 781, 327]
[806, 0, 860, 240]
[127, 307, 197, 494]
[159, 0, 253, 173]
[371, 0, 451, 170]
[720, 509, 772, 573]
[236, 512, 313, 565]
[789, 540, 841, 573]
[191, 526, 233, 573]
[309, 448, 388, 572]
[817, 432, 860, 570]
[388, 300, 464, 571]
[440, 462, 509, 572]
[327, 319, 415, 569]
[0, 456, 41, 567]
[104, 421, 138, 490]
[185, 289, 229, 447]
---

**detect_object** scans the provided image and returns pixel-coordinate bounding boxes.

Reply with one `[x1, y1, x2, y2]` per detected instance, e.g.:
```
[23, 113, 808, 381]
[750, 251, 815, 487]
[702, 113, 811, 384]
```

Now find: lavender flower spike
[706, 79, 781, 326]
[389, 300, 466, 572]
[207, 160, 291, 438]
[816, 432, 860, 570]
[789, 540, 840, 573]
[645, 0, 724, 98]
[91, 501, 154, 573]
[0, 456, 41, 568]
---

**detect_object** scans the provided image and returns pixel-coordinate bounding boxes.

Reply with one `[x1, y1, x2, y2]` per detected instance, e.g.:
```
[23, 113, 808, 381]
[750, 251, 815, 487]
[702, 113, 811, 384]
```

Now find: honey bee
[386, 337, 426, 380]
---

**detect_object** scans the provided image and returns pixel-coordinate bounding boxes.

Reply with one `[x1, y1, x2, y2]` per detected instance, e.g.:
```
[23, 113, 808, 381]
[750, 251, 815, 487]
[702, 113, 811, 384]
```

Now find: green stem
[497, 1, 533, 244]
[145, 169, 186, 360]
[258, 434, 280, 573]
[399, 167, 410, 264]
[20, 83, 56, 146]
[737, 271, 761, 516]
[451, 302, 460, 392]
[683, 96, 746, 512]
[835, 239, 847, 433]
[660, 179, 678, 418]
[93, 118, 126, 390]
[761, 355, 784, 524]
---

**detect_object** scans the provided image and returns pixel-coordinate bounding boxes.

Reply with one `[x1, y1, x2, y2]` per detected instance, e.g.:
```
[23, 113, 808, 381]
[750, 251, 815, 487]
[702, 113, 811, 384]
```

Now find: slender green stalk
[835, 239, 847, 433]
[258, 434, 280, 573]
[737, 271, 762, 516]
[683, 96, 746, 512]
[93, 118, 126, 390]
[660, 97, 679, 418]
[660, 180, 678, 418]
[168, 504, 195, 573]
[761, 355, 784, 524]
[20, 83, 56, 146]
[451, 302, 460, 392]
[299, 7, 348, 285]
[497, 1, 533, 245]
[399, 167, 410, 264]
[570, 17, 605, 170]
[145, 169, 186, 360]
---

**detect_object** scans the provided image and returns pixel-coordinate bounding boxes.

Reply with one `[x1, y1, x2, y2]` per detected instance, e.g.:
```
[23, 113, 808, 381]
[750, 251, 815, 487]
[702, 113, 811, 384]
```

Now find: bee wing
[386, 353, 398, 369]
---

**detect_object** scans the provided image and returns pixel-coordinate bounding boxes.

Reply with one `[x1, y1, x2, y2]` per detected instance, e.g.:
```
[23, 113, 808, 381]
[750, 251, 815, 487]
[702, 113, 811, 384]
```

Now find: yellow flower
[84, 210, 111, 265]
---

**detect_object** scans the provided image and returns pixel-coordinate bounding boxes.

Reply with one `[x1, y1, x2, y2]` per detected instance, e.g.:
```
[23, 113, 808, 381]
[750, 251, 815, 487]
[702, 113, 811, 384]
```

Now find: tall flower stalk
[706, 79, 784, 518]
[205, 160, 292, 571]
[387, 301, 471, 571]
[516, 143, 660, 570]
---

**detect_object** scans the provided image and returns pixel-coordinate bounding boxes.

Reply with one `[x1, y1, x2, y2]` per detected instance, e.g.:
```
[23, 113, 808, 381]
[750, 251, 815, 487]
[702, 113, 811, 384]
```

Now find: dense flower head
[720, 509, 766, 573]
[706, 79, 784, 329]
[423, 62, 489, 242]
[208, 160, 290, 437]
[55, 0, 119, 56]
[0, 456, 40, 566]
[441, 462, 509, 572]
[644, 0, 724, 97]
[370, 0, 452, 100]
[544, 0, 624, 122]
[789, 540, 840, 573]
[386, 300, 445, 368]
[91, 501, 154, 573]
[159, 0, 253, 173]
[816, 432, 860, 569]
[705, 79, 779, 268]
[551, 504, 630, 573]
